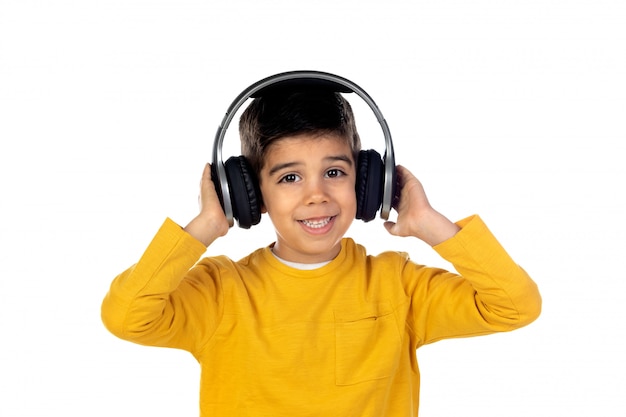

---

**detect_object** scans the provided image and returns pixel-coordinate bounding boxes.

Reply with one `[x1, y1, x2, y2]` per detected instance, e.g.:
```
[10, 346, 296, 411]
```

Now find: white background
[1, 0, 624, 416]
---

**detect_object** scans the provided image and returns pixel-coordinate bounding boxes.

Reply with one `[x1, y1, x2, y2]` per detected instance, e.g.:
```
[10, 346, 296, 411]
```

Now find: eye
[279, 173, 300, 183]
[325, 168, 345, 178]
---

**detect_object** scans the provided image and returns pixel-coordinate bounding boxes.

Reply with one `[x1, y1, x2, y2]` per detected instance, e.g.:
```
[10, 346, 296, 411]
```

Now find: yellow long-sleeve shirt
[102, 215, 541, 416]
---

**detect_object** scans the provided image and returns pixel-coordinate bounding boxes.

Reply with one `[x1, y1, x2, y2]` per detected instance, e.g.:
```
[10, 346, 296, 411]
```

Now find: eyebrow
[267, 154, 353, 177]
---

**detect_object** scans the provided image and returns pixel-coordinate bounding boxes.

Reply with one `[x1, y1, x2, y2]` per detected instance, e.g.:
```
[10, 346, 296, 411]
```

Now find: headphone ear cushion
[355, 149, 383, 222]
[224, 156, 262, 229]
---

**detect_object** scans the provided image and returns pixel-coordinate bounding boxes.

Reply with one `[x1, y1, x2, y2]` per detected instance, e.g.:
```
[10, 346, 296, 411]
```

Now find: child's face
[259, 134, 357, 264]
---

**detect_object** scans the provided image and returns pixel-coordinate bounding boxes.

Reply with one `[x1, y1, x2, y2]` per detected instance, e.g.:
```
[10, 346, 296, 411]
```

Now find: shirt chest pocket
[334, 302, 403, 386]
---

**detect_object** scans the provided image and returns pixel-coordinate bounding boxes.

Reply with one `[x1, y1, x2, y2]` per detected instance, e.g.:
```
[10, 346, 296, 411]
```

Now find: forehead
[264, 133, 353, 160]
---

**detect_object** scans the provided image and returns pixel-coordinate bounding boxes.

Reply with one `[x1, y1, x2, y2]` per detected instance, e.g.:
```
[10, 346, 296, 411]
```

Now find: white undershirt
[271, 250, 330, 270]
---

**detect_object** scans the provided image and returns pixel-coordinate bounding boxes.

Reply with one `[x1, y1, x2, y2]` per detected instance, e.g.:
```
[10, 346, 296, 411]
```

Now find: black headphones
[212, 70, 396, 229]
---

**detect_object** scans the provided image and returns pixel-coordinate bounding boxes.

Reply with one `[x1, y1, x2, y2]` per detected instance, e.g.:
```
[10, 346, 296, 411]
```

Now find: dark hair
[239, 89, 361, 176]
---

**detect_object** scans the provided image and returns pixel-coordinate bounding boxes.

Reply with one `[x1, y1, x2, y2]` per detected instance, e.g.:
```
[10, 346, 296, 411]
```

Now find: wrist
[414, 210, 460, 247]
[184, 213, 228, 247]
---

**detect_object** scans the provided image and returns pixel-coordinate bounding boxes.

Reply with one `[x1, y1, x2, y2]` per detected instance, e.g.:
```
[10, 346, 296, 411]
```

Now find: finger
[198, 164, 214, 208]
[384, 221, 398, 235]
[392, 168, 403, 210]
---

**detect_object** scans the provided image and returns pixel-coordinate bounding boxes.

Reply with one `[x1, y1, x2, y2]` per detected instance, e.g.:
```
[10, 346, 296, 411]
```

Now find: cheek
[259, 183, 289, 213]
[259, 183, 272, 212]
[258, 182, 269, 211]
[340, 186, 358, 212]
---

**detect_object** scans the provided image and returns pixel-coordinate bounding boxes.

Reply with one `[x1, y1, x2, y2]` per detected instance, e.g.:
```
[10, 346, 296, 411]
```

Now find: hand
[384, 165, 460, 246]
[184, 163, 230, 246]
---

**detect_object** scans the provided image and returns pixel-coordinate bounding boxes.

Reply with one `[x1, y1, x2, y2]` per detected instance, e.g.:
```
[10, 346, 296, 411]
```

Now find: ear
[261, 204, 267, 214]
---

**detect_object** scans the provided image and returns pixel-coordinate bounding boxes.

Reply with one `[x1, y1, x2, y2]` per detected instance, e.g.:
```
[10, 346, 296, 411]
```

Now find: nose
[304, 178, 329, 205]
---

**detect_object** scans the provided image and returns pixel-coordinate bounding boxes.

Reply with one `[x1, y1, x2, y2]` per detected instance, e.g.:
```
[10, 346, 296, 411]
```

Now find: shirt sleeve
[406, 215, 541, 346]
[101, 218, 223, 354]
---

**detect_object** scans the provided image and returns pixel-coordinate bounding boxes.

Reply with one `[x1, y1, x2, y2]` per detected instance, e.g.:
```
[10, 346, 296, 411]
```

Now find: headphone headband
[212, 70, 395, 227]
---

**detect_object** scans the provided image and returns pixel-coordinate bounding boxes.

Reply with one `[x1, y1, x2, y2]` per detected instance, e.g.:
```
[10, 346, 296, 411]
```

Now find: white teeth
[301, 217, 332, 228]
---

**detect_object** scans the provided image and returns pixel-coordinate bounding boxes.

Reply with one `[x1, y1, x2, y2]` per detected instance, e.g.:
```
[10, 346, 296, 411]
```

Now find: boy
[102, 79, 541, 416]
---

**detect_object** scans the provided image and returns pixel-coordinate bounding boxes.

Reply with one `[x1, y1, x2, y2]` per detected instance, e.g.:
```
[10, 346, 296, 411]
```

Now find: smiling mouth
[299, 216, 334, 229]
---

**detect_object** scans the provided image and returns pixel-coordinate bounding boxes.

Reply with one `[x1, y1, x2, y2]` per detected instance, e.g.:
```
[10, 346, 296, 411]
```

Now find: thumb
[384, 221, 398, 235]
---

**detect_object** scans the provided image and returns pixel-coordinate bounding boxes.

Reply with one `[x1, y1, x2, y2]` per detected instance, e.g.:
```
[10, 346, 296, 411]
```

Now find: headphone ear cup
[223, 156, 262, 229]
[355, 149, 383, 222]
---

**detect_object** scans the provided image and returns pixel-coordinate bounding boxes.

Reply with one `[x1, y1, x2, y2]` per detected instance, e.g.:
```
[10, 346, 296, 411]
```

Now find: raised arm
[101, 163, 229, 351]
[387, 165, 541, 342]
